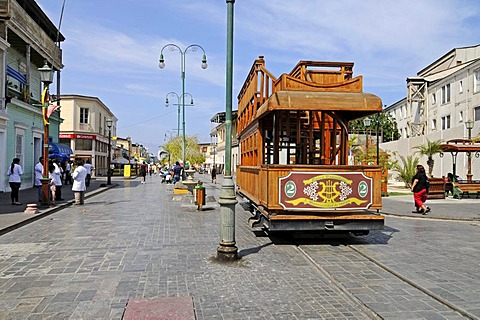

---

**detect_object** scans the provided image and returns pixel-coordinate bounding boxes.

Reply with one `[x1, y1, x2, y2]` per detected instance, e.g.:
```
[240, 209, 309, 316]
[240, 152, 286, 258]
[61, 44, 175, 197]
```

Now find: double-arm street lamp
[165, 91, 194, 137]
[465, 119, 474, 181]
[38, 61, 54, 206]
[159, 44, 207, 173]
[106, 118, 113, 185]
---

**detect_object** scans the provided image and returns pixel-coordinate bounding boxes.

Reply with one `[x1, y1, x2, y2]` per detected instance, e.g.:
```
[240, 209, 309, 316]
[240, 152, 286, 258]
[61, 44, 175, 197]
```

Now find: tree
[413, 139, 443, 177]
[348, 112, 400, 143]
[161, 135, 205, 167]
[392, 154, 420, 188]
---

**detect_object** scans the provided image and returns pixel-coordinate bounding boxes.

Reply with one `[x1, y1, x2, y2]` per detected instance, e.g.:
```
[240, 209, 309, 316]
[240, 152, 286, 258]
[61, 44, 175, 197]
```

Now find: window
[459, 111, 464, 123]
[431, 92, 436, 104]
[441, 84, 451, 104]
[459, 80, 463, 94]
[80, 108, 89, 124]
[15, 133, 24, 160]
[431, 119, 437, 131]
[475, 106, 480, 121]
[474, 70, 480, 93]
[441, 115, 451, 130]
[76, 138, 92, 150]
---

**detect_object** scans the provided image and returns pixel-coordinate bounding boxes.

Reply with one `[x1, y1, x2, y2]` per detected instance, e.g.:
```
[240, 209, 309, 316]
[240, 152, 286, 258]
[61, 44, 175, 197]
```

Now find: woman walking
[7, 158, 23, 205]
[411, 164, 430, 214]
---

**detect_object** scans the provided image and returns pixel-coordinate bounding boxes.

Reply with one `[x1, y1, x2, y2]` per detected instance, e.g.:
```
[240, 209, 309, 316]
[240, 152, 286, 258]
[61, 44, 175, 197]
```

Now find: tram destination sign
[279, 172, 373, 211]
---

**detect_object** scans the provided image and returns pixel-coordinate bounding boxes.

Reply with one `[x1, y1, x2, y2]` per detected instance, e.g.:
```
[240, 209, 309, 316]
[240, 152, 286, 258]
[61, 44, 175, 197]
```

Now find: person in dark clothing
[139, 161, 148, 184]
[172, 161, 183, 183]
[411, 164, 430, 214]
[211, 167, 217, 184]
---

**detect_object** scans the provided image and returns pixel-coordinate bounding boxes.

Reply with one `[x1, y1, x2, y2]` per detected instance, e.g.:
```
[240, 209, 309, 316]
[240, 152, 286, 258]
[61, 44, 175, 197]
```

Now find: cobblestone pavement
[0, 173, 478, 319]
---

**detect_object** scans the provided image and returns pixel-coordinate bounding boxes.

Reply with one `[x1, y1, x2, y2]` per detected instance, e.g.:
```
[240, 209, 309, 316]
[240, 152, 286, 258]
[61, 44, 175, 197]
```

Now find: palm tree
[393, 154, 419, 188]
[413, 139, 443, 177]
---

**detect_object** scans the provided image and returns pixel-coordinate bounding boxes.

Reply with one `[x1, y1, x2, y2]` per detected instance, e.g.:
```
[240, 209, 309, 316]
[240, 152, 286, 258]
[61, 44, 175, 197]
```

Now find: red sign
[59, 134, 96, 140]
[279, 172, 372, 211]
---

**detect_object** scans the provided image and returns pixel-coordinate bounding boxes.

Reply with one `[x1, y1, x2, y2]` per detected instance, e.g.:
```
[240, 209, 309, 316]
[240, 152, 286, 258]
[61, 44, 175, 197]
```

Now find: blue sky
[36, 0, 480, 154]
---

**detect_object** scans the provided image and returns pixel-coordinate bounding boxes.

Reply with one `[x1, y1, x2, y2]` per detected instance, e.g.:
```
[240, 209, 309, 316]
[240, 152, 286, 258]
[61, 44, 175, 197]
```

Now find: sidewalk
[0, 177, 118, 235]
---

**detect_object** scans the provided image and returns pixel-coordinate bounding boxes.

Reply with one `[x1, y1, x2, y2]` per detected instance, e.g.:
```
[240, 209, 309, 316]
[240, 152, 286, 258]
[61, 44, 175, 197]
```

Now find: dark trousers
[9, 182, 21, 203]
[86, 174, 91, 187]
[55, 185, 62, 200]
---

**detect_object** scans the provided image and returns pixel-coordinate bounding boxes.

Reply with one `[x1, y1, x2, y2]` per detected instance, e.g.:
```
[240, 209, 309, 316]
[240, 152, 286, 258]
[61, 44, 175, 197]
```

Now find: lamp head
[165, 97, 169, 107]
[201, 54, 208, 69]
[38, 61, 54, 85]
[158, 53, 165, 69]
[106, 118, 113, 129]
[363, 118, 371, 127]
[190, 97, 194, 105]
[465, 119, 474, 130]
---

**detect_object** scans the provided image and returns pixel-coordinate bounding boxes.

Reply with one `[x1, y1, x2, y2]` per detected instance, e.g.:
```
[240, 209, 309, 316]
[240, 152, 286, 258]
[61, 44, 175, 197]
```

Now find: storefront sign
[279, 172, 372, 210]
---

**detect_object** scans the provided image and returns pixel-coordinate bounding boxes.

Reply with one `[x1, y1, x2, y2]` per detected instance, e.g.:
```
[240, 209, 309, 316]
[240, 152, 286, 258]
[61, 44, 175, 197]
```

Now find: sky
[36, 0, 480, 154]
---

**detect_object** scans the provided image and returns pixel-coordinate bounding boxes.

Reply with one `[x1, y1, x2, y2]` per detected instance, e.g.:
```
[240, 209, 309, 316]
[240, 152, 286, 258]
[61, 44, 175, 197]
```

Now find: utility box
[195, 181, 206, 210]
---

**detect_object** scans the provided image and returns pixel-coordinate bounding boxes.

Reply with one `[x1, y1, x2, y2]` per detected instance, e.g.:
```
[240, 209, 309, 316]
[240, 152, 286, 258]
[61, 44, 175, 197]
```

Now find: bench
[454, 181, 480, 199]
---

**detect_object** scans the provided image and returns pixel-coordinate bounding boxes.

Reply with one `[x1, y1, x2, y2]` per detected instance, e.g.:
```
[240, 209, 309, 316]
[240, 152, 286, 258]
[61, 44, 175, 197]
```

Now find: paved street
[0, 174, 479, 319]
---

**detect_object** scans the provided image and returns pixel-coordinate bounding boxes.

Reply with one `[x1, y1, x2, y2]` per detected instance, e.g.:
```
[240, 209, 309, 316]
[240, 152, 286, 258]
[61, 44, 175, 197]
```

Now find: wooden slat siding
[0, 0, 9, 16]
[238, 165, 383, 212]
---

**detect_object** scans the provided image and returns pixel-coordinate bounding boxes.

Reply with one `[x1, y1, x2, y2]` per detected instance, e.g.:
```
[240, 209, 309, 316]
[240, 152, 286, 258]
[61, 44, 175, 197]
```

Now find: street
[0, 174, 479, 319]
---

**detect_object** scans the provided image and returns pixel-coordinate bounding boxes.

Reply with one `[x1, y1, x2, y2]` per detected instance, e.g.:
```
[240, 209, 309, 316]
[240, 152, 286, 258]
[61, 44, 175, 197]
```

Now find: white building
[58, 95, 117, 177]
[383, 45, 480, 180]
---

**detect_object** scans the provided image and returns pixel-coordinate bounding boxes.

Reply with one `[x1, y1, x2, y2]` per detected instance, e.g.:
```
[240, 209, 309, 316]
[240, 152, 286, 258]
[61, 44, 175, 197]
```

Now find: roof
[440, 139, 480, 153]
[256, 91, 383, 120]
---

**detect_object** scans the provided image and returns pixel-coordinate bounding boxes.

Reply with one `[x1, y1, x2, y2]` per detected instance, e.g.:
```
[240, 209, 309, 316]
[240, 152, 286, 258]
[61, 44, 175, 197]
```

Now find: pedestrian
[84, 160, 92, 187]
[139, 161, 148, 184]
[34, 156, 44, 202]
[7, 158, 23, 205]
[48, 163, 57, 206]
[211, 167, 217, 184]
[71, 160, 87, 205]
[64, 160, 72, 185]
[411, 164, 430, 214]
[53, 159, 64, 201]
[172, 161, 183, 184]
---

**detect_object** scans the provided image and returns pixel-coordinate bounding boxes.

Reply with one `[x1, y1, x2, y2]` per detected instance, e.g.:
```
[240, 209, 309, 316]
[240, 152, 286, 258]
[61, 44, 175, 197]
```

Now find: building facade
[0, 0, 64, 192]
[59, 95, 117, 177]
[382, 45, 480, 179]
[209, 111, 238, 175]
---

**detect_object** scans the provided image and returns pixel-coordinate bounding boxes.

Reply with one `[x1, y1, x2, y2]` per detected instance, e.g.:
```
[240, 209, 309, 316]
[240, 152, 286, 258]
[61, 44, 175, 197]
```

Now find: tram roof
[256, 91, 383, 120]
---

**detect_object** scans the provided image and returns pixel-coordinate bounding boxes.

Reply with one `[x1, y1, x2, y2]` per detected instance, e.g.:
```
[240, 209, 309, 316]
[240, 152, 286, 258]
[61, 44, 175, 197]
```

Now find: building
[58, 95, 117, 177]
[382, 45, 480, 179]
[209, 111, 238, 175]
[0, 0, 64, 192]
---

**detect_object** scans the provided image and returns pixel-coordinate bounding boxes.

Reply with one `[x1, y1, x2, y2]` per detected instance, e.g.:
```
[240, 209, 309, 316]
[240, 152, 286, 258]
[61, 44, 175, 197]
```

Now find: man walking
[72, 160, 87, 205]
[34, 157, 43, 202]
[84, 160, 92, 187]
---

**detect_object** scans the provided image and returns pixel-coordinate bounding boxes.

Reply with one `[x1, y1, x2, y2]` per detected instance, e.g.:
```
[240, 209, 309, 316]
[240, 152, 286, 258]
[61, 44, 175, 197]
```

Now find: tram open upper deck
[236, 56, 384, 233]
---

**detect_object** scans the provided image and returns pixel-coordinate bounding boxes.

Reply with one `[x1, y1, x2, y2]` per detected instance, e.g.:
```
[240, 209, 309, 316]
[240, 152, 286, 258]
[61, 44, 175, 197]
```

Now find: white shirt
[84, 163, 92, 174]
[7, 163, 23, 183]
[34, 161, 43, 186]
[72, 165, 88, 191]
[52, 162, 63, 186]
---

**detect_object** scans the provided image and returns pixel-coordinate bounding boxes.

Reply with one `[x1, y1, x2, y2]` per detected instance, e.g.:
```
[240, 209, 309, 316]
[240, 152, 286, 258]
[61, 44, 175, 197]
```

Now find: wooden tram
[236, 56, 384, 234]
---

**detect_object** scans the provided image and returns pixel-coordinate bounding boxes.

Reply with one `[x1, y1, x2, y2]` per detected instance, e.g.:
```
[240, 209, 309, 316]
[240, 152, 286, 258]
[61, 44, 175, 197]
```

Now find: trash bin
[195, 181, 206, 210]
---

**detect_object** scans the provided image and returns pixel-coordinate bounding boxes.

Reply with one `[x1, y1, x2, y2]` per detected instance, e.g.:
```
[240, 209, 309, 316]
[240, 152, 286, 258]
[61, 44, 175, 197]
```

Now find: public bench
[454, 180, 480, 199]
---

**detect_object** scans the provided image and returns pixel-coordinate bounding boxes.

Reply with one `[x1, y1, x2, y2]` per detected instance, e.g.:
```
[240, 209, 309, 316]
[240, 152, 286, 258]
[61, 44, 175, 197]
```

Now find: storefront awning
[49, 142, 73, 156]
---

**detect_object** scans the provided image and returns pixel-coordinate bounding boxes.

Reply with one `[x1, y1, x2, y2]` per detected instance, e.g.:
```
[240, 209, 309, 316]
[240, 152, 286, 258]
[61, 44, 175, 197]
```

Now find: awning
[440, 139, 480, 153]
[49, 142, 73, 155]
[257, 91, 383, 120]
[6, 66, 27, 85]
[112, 157, 130, 164]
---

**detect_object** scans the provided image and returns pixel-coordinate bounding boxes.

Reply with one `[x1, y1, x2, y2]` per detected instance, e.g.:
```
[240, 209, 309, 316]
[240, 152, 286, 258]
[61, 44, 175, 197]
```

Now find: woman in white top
[7, 158, 23, 205]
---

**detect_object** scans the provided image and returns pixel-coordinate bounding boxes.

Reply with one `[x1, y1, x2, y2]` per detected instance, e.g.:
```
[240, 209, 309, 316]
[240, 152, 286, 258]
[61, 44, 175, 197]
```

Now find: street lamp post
[38, 61, 54, 206]
[363, 117, 371, 163]
[106, 118, 113, 185]
[465, 119, 474, 181]
[159, 43, 207, 176]
[376, 113, 380, 165]
[165, 91, 194, 137]
[217, 0, 238, 260]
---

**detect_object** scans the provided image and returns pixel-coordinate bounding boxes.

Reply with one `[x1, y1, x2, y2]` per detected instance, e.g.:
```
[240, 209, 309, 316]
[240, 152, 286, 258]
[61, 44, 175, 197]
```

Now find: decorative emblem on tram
[279, 172, 373, 210]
